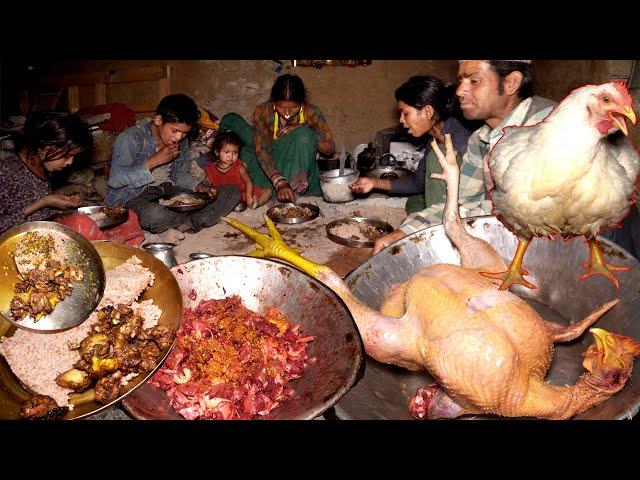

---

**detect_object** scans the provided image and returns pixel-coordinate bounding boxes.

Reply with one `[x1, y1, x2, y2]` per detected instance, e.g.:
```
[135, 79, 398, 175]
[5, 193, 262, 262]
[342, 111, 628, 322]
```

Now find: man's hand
[195, 182, 217, 199]
[372, 230, 407, 255]
[149, 144, 180, 169]
[275, 181, 296, 202]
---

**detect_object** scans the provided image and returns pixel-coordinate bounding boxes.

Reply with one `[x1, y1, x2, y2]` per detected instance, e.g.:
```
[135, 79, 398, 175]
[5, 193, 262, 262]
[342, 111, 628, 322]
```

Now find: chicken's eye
[602, 95, 611, 104]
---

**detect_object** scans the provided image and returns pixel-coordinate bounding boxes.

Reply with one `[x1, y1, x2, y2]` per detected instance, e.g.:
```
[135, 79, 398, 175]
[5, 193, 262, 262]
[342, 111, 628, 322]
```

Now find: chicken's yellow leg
[480, 237, 536, 290]
[220, 215, 331, 280]
[578, 237, 630, 291]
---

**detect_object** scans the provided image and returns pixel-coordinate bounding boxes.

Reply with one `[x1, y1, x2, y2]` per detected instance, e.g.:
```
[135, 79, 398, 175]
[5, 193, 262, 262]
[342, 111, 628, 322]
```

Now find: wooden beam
[95, 83, 107, 105]
[127, 103, 158, 113]
[30, 65, 169, 88]
[19, 91, 29, 114]
[67, 86, 80, 113]
[158, 65, 170, 100]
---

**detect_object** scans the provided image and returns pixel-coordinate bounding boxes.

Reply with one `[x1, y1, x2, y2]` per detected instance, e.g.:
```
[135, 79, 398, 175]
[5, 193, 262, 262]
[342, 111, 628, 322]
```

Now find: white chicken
[483, 81, 639, 291]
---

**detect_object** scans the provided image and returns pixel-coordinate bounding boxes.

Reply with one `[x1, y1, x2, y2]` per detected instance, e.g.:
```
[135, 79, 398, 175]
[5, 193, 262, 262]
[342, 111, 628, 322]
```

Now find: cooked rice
[0, 255, 161, 409]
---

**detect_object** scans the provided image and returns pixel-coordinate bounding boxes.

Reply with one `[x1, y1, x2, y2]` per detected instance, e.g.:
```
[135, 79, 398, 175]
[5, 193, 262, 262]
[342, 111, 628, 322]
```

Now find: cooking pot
[335, 216, 640, 420]
[121, 256, 364, 420]
[319, 168, 359, 203]
[365, 166, 413, 180]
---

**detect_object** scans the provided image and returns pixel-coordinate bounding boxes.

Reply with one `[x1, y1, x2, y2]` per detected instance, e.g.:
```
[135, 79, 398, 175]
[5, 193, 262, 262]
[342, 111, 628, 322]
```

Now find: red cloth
[58, 209, 145, 246]
[76, 103, 136, 133]
[205, 161, 267, 203]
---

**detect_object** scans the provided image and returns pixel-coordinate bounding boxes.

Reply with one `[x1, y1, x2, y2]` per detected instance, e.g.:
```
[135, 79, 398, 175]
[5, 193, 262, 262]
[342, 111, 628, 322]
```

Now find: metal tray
[160, 192, 213, 212]
[0, 241, 183, 419]
[78, 205, 128, 229]
[335, 216, 640, 420]
[0, 221, 106, 333]
[326, 217, 393, 248]
[266, 202, 320, 224]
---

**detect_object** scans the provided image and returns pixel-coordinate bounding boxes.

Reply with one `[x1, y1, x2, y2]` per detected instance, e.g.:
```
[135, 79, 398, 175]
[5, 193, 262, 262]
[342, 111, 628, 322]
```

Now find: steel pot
[319, 168, 359, 203]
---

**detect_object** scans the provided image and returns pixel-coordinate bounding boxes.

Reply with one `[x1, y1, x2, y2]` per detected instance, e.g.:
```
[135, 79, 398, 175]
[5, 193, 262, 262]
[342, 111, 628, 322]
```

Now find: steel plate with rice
[266, 202, 320, 224]
[0, 241, 183, 420]
[159, 192, 213, 212]
[58, 205, 128, 229]
[326, 217, 393, 248]
[0, 222, 106, 333]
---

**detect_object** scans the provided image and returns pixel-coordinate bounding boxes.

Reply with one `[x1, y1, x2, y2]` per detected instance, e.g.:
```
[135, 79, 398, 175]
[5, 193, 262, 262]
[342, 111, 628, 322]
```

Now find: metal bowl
[364, 166, 413, 180]
[335, 216, 640, 420]
[120, 255, 364, 420]
[326, 217, 394, 248]
[0, 241, 183, 419]
[266, 202, 320, 225]
[0, 221, 106, 333]
[160, 192, 213, 212]
[233, 200, 248, 212]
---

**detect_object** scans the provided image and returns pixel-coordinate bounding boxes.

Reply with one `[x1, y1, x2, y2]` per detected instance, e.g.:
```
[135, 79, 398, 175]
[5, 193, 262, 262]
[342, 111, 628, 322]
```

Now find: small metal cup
[142, 242, 177, 268]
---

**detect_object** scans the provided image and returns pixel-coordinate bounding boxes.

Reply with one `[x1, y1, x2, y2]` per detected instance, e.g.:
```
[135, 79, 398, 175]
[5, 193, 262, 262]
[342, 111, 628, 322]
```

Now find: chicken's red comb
[612, 80, 633, 105]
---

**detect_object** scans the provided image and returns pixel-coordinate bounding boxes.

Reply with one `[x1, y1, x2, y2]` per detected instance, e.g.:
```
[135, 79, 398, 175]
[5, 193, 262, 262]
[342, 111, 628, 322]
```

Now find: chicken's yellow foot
[480, 237, 536, 290]
[221, 215, 328, 280]
[578, 237, 630, 291]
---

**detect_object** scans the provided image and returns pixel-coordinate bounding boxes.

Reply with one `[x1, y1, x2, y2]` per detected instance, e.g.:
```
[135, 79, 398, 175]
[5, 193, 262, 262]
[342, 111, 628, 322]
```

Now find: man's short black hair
[488, 61, 535, 99]
[156, 94, 199, 128]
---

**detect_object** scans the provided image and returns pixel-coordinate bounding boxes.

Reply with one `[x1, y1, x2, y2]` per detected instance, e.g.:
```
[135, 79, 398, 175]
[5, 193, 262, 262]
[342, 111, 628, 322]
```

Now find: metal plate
[121, 255, 364, 420]
[0, 241, 183, 419]
[266, 202, 320, 224]
[160, 192, 213, 212]
[326, 217, 393, 248]
[336, 216, 640, 420]
[58, 205, 128, 229]
[0, 221, 106, 333]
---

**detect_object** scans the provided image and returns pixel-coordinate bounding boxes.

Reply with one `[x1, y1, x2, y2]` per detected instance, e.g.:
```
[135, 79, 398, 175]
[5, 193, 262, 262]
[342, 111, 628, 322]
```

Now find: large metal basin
[336, 216, 640, 420]
[122, 256, 364, 420]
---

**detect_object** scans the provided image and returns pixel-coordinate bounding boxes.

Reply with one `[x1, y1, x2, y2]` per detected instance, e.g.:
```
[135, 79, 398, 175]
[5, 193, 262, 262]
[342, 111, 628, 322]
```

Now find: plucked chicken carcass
[483, 81, 639, 291]
[222, 135, 640, 419]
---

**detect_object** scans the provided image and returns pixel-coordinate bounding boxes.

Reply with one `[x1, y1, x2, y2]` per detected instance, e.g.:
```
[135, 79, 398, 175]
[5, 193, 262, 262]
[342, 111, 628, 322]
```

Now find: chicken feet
[578, 237, 630, 291]
[480, 236, 536, 290]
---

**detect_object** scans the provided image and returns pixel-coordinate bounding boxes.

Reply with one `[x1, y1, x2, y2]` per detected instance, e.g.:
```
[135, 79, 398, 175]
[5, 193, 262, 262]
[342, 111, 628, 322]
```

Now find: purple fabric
[0, 154, 54, 234]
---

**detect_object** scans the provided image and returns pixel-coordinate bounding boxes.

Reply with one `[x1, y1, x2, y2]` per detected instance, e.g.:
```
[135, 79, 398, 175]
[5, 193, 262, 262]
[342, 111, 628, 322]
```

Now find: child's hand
[248, 196, 257, 209]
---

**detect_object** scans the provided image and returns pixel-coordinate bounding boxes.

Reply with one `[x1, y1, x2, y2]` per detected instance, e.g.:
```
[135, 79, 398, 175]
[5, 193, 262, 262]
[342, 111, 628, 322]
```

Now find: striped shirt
[400, 96, 555, 234]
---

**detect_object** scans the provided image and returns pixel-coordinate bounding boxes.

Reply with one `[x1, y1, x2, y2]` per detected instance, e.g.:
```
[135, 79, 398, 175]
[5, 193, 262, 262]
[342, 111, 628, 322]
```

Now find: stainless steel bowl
[121, 255, 364, 420]
[319, 168, 359, 203]
[336, 216, 640, 420]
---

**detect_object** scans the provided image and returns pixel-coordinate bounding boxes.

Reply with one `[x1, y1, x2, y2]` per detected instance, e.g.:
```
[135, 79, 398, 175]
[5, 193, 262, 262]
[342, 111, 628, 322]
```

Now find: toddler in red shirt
[205, 132, 271, 209]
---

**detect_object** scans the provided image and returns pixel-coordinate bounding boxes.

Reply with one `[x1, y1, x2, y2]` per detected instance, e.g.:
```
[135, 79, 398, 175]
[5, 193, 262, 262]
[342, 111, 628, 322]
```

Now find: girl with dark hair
[219, 74, 336, 202]
[204, 131, 271, 209]
[1, 111, 146, 244]
[348, 75, 479, 254]
[0, 112, 91, 234]
[351, 76, 477, 213]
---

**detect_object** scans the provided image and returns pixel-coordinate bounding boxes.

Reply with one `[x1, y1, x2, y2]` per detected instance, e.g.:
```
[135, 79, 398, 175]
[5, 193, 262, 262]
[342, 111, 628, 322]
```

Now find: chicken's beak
[589, 328, 612, 364]
[611, 106, 637, 136]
